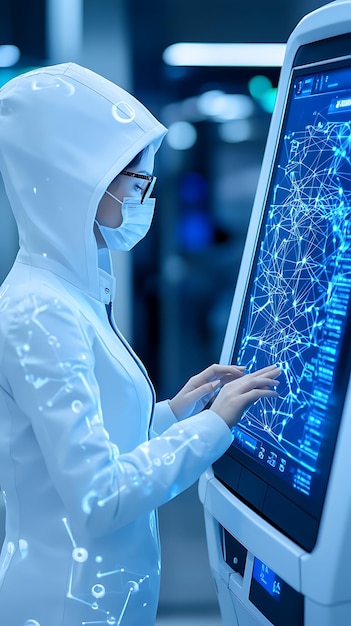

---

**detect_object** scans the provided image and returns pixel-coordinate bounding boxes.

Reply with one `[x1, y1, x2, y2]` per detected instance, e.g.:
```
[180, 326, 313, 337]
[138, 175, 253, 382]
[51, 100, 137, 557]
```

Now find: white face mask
[95, 193, 156, 251]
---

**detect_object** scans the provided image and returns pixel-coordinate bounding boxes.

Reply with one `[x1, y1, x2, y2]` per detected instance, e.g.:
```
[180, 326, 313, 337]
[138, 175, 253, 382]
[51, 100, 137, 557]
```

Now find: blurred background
[0, 0, 328, 622]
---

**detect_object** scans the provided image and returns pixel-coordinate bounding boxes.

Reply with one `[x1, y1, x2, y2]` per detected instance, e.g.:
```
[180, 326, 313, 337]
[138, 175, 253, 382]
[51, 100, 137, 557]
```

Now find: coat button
[105, 287, 110, 294]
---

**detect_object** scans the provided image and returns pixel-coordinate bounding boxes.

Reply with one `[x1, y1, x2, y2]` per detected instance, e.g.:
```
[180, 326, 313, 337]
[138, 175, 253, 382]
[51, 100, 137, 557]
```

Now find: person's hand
[169, 364, 246, 420]
[210, 364, 281, 429]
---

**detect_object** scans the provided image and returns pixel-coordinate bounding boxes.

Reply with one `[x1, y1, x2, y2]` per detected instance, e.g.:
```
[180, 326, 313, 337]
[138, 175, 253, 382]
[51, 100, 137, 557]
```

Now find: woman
[0, 63, 280, 626]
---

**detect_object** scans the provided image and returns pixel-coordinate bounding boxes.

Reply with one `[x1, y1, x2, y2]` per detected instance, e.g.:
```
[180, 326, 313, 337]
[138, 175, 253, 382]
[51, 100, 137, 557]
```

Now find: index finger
[248, 364, 281, 377]
[195, 363, 246, 382]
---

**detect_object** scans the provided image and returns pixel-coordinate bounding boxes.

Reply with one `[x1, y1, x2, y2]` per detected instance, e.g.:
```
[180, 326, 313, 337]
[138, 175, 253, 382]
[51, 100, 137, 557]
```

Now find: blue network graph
[233, 89, 351, 484]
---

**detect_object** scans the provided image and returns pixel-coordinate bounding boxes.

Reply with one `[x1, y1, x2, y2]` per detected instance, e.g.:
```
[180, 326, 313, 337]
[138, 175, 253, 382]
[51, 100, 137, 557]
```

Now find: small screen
[252, 558, 282, 600]
[226, 55, 351, 532]
[249, 557, 304, 625]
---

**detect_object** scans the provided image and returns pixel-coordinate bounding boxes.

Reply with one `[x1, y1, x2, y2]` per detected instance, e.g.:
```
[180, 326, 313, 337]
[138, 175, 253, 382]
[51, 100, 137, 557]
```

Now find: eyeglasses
[121, 170, 157, 203]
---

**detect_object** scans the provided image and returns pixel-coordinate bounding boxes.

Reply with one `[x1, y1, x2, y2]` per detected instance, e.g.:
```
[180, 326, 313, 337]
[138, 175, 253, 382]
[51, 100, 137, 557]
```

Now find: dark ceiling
[1, 0, 330, 100]
[127, 0, 329, 98]
[0, 0, 46, 61]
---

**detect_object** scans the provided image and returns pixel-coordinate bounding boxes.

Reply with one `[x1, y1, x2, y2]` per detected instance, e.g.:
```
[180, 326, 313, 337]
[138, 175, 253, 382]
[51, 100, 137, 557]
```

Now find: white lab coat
[0, 63, 233, 626]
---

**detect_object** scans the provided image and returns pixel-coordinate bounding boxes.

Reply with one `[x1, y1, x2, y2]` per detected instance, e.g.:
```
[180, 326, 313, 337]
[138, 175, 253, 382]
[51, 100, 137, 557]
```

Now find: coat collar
[98, 268, 116, 305]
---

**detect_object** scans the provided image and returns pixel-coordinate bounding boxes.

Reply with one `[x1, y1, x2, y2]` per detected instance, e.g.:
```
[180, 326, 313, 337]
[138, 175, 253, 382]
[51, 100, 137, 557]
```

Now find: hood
[0, 62, 167, 299]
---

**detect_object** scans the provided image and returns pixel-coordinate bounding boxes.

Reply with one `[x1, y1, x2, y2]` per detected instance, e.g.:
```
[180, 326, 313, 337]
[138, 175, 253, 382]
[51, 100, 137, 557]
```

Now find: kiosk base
[201, 486, 351, 626]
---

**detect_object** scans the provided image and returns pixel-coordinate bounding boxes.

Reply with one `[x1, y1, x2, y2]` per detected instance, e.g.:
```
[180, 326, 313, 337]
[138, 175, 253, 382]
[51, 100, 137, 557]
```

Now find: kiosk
[199, 2, 351, 624]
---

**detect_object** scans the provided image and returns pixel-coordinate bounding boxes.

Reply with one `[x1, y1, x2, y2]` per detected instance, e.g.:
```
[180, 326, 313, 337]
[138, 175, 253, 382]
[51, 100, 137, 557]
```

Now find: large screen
[214, 40, 351, 551]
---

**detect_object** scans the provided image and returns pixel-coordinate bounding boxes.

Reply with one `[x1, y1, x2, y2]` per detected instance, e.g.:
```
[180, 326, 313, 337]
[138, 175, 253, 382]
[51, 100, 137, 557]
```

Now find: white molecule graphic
[63, 517, 149, 625]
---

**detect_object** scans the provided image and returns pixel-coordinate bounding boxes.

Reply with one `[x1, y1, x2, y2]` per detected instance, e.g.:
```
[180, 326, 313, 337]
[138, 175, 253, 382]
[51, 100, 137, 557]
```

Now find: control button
[223, 527, 247, 577]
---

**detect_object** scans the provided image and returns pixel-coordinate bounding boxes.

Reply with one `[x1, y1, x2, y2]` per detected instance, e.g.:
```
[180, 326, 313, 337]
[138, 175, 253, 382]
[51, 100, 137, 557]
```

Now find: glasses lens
[121, 170, 157, 203]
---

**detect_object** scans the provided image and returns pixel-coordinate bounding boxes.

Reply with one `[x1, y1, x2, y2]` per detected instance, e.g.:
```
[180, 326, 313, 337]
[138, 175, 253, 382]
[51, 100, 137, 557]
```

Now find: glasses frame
[121, 170, 156, 203]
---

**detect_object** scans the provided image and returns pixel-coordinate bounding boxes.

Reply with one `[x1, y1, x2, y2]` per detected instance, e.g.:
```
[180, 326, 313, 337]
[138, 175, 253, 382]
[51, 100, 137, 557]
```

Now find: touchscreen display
[229, 58, 351, 522]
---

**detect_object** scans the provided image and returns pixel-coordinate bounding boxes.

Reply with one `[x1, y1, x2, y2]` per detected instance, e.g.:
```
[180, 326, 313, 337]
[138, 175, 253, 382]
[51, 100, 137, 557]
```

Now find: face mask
[95, 193, 156, 251]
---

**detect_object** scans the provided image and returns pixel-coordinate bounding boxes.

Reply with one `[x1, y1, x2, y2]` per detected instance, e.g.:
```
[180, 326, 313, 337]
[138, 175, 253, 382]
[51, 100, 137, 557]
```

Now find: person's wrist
[169, 397, 181, 420]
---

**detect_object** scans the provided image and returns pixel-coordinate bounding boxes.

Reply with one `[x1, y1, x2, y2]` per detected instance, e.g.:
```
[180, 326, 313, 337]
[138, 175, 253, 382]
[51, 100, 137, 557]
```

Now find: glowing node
[107, 618, 117, 625]
[71, 400, 83, 413]
[24, 621, 40, 626]
[112, 101, 135, 124]
[19, 539, 29, 559]
[48, 335, 60, 347]
[92, 583, 105, 599]
[91, 602, 99, 610]
[72, 547, 88, 562]
[128, 580, 139, 593]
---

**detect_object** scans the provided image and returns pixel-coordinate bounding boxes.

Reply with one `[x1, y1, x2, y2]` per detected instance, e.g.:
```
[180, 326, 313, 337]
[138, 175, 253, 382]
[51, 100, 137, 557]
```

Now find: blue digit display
[250, 556, 304, 624]
[252, 558, 282, 601]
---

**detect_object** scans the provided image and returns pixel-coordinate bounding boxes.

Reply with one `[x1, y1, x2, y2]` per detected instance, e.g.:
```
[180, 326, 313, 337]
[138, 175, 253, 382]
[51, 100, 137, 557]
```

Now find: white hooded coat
[0, 63, 233, 626]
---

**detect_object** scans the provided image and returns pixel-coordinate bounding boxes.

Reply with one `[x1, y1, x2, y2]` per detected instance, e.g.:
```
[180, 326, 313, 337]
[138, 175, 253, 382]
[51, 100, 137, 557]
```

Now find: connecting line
[62, 517, 76, 548]
[66, 562, 93, 609]
[82, 618, 116, 626]
[117, 587, 134, 625]
[82, 619, 116, 626]
[97, 569, 121, 579]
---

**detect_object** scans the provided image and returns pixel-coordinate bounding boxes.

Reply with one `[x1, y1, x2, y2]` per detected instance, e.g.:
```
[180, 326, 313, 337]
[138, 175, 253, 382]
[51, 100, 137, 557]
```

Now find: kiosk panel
[214, 38, 351, 551]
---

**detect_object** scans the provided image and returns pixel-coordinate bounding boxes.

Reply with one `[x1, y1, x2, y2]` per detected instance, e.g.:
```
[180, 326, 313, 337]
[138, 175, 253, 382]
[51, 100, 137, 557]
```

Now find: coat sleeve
[4, 291, 233, 535]
[151, 400, 178, 435]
